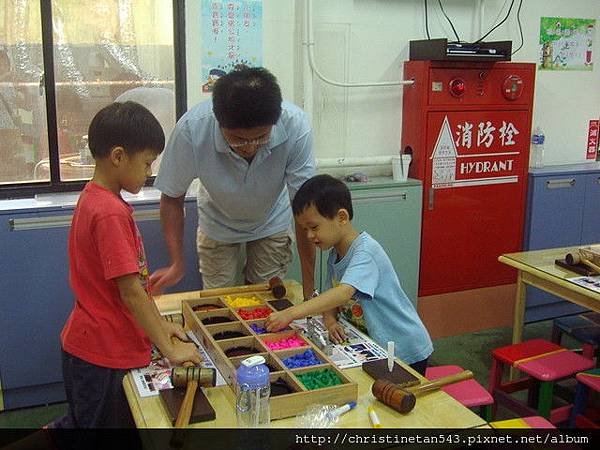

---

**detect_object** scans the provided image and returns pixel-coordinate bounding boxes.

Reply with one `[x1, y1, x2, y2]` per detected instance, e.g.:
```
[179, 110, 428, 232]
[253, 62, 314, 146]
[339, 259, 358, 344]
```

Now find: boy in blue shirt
[265, 174, 433, 374]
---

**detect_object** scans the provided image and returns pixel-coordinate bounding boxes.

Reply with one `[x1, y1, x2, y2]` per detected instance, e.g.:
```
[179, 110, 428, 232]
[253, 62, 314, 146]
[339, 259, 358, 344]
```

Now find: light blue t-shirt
[324, 232, 433, 365]
[154, 100, 315, 242]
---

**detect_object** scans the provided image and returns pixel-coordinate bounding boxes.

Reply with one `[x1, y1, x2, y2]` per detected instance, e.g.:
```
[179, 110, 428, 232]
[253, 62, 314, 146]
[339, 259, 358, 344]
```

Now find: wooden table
[123, 281, 487, 428]
[499, 246, 600, 346]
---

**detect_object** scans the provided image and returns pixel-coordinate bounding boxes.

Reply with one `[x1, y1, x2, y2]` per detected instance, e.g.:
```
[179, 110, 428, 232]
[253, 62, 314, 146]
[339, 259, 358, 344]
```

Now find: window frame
[0, 0, 186, 199]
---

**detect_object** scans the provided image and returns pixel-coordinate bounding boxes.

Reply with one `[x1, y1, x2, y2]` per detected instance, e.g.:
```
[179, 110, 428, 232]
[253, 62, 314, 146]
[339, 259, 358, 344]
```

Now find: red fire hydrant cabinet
[402, 61, 536, 297]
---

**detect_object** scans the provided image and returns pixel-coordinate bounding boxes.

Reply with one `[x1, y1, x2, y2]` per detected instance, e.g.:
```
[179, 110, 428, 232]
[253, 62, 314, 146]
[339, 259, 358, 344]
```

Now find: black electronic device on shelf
[409, 38, 512, 62]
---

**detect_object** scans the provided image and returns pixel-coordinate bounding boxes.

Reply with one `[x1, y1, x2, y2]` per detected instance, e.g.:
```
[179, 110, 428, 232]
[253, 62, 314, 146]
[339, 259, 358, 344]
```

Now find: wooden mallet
[566, 252, 600, 274]
[169, 338, 216, 428]
[372, 370, 473, 414]
[196, 275, 286, 299]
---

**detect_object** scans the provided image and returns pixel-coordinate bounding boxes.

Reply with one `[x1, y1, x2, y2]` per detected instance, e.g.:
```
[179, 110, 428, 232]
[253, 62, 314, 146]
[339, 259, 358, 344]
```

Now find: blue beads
[250, 323, 267, 334]
[282, 349, 322, 369]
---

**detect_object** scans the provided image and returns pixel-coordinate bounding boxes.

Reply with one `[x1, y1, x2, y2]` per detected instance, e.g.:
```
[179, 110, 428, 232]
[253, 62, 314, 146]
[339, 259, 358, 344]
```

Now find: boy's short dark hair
[292, 174, 353, 220]
[88, 101, 165, 158]
[212, 67, 282, 129]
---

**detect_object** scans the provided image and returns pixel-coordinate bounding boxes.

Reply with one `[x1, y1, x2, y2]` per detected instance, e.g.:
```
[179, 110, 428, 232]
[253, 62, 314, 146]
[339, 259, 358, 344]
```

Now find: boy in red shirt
[57, 101, 201, 428]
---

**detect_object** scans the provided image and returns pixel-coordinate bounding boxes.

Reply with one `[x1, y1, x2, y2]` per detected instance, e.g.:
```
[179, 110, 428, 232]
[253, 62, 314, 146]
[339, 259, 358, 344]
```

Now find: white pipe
[317, 156, 392, 169]
[304, 0, 414, 88]
[478, 0, 485, 39]
[301, 0, 313, 121]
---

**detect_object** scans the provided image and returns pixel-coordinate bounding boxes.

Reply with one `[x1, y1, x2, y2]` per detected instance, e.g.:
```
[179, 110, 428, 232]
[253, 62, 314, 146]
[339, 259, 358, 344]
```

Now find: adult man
[151, 67, 316, 298]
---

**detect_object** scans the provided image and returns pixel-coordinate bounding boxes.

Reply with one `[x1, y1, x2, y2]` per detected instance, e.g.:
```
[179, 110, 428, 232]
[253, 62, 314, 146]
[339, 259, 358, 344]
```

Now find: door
[420, 110, 530, 296]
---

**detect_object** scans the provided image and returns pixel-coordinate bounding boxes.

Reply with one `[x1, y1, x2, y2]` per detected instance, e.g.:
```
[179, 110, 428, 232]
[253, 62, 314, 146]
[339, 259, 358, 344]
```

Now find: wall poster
[539, 17, 595, 71]
[201, 0, 263, 93]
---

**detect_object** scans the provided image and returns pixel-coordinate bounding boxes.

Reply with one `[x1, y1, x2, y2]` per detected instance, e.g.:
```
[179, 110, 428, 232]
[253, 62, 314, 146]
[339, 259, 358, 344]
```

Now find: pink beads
[264, 335, 306, 350]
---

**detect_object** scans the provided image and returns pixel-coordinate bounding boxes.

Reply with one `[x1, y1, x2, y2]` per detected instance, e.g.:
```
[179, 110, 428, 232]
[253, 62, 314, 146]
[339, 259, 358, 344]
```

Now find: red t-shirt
[61, 182, 152, 369]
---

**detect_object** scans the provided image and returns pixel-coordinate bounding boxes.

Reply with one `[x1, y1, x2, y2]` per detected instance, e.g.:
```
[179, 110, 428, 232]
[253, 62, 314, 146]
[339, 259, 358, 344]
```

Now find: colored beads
[225, 295, 262, 308]
[264, 335, 306, 350]
[250, 323, 267, 334]
[282, 349, 322, 369]
[296, 369, 343, 390]
[192, 303, 221, 312]
[224, 346, 259, 357]
[201, 316, 232, 325]
[237, 307, 272, 320]
[212, 331, 246, 340]
[271, 377, 294, 397]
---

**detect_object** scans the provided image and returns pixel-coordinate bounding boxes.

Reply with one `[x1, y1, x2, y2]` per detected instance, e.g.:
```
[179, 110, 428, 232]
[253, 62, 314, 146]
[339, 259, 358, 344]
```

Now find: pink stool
[570, 368, 600, 428]
[490, 416, 556, 429]
[490, 340, 594, 424]
[426, 365, 494, 421]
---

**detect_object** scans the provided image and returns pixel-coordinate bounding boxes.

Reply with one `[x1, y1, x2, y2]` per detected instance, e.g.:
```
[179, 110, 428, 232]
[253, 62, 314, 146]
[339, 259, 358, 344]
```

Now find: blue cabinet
[524, 164, 600, 322]
[0, 195, 201, 410]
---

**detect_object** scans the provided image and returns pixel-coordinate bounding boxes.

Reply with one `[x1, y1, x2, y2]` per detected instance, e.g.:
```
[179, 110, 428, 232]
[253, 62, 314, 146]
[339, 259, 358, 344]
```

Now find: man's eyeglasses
[227, 136, 271, 149]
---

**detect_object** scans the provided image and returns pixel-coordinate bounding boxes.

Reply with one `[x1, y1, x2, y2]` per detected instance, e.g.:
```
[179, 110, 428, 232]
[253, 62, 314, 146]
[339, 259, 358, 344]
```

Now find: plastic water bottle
[531, 126, 545, 169]
[236, 355, 270, 427]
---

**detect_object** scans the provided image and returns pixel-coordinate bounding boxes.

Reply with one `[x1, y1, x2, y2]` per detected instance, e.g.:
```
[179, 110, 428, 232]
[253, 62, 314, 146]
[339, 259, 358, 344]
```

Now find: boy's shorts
[56, 349, 137, 428]
[197, 228, 293, 288]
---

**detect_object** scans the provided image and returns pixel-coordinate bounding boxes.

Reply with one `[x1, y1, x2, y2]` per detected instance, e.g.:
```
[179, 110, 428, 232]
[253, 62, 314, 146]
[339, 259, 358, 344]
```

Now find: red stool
[570, 368, 600, 428]
[426, 365, 494, 421]
[490, 416, 556, 428]
[489, 339, 594, 424]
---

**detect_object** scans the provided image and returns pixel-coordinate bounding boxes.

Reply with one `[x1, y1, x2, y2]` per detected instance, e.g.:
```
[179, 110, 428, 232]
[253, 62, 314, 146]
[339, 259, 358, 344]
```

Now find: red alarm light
[449, 78, 466, 97]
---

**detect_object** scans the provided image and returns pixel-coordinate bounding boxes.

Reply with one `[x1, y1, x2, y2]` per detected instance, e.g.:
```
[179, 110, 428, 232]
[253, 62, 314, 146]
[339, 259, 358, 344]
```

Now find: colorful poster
[201, 0, 263, 93]
[539, 17, 595, 71]
[588, 119, 600, 160]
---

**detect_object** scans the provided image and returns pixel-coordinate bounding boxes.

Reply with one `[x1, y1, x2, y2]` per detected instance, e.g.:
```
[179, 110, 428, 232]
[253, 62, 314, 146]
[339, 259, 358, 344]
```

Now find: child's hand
[325, 320, 347, 344]
[265, 310, 293, 332]
[162, 320, 188, 342]
[166, 340, 202, 366]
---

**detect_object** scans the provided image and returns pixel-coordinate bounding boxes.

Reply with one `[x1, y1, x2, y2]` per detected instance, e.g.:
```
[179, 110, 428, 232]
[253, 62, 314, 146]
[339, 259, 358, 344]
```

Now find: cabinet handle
[428, 187, 434, 211]
[353, 193, 408, 204]
[546, 179, 575, 189]
[9, 209, 162, 231]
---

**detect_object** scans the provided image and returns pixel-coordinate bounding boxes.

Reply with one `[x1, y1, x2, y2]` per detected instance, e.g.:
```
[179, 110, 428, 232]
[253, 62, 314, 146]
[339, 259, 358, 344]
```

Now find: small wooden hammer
[372, 370, 473, 414]
[196, 276, 286, 299]
[566, 252, 600, 274]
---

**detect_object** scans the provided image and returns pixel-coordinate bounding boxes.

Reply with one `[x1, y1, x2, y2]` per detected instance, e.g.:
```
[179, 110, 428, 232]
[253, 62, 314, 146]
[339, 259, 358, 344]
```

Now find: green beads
[296, 368, 343, 390]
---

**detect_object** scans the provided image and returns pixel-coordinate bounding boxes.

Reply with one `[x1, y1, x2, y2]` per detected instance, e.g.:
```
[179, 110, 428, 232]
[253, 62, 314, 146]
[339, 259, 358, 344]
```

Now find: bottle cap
[237, 356, 269, 388]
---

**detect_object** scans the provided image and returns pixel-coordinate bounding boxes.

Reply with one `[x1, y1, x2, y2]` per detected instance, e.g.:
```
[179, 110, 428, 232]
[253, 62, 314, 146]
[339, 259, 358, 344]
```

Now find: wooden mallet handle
[196, 276, 286, 299]
[171, 337, 198, 428]
[566, 253, 600, 273]
[407, 370, 473, 395]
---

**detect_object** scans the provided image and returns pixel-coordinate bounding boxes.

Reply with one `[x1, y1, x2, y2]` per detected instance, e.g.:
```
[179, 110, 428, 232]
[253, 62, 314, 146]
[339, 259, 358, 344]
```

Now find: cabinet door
[349, 186, 422, 304]
[525, 175, 585, 250]
[0, 210, 73, 409]
[581, 173, 600, 245]
[524, 174, 587, 322]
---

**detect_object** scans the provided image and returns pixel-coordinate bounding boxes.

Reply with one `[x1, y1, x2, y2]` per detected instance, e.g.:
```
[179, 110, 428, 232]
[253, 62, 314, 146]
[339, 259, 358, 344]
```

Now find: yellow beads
[224, 295, 262, 308]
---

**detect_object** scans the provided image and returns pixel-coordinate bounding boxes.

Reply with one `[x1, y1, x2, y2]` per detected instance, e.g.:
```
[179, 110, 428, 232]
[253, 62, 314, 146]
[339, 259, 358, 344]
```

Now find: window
[0, 0, 181, 196]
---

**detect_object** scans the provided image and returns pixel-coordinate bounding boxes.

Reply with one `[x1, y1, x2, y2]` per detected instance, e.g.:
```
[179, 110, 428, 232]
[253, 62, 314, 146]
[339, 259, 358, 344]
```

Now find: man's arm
[295, 217, 316, 299]
[148, 193, 186, 293]
[116, 274, 201, 365]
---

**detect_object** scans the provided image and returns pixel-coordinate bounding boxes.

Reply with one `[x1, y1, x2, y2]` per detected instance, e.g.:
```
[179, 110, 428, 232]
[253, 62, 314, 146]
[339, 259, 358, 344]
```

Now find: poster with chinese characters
[430, 112, 526, 189]
[588, 120, 599, 160]
[539, 17, 595, 71]
[201, 0, 263, 93]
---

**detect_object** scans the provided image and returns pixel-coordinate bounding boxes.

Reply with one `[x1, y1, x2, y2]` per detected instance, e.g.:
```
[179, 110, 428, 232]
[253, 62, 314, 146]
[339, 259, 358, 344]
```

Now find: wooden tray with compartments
[181, 294, 358, 420]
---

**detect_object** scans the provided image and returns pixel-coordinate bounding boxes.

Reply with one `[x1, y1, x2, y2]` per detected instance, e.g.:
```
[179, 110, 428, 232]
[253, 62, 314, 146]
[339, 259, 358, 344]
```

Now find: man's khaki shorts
[197, 229, 293, 288]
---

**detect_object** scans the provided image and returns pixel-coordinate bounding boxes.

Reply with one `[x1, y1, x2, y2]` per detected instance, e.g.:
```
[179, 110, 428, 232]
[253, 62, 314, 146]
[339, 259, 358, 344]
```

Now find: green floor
[0, 320, 582, 428]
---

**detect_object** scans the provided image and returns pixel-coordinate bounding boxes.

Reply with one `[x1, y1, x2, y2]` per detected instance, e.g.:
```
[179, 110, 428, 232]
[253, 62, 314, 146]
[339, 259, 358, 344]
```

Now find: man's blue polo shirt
[154, 100, 315, 243]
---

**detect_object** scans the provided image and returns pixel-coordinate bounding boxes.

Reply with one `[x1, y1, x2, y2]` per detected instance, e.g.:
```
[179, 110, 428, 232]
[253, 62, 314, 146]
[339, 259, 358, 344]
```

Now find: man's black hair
[292, 174, 353, 220]
[88, 101, 165, 158]
[212, 67, 282, 128]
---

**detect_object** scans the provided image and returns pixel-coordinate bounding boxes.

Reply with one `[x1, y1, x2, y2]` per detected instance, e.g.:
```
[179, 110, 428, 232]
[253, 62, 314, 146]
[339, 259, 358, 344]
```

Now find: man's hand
[149, 264, 184, 295]
[265, 310, 294, 332]
[323, 316, 347, 344]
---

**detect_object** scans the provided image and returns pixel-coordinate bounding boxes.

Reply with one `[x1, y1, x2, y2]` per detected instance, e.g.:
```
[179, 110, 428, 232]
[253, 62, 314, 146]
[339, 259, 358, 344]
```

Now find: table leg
[510, 271, 526, 380]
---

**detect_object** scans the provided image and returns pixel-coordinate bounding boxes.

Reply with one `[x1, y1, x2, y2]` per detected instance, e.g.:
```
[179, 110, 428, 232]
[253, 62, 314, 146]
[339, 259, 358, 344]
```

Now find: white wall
[186, 0, 600, 167]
